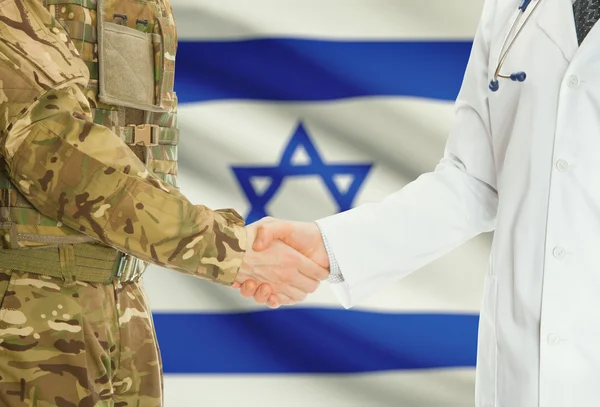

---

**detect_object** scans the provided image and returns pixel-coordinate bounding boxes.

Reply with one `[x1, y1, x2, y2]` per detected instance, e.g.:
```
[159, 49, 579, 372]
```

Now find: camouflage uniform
[0, 0, 246, 405]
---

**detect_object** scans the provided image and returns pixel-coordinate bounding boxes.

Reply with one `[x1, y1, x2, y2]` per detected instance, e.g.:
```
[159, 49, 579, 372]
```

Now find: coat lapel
[535, 0, 578, 61]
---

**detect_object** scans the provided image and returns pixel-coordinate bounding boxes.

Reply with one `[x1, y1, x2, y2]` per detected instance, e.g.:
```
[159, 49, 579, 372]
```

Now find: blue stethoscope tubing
[489, 0, 543, 91]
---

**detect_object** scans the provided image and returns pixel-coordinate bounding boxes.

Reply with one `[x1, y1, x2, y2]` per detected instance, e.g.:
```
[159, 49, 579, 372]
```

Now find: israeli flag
[143, 1, 490, 405]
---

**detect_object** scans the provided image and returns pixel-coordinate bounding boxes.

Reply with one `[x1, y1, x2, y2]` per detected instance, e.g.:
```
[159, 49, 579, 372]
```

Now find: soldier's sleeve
[0, 0, 246, 285]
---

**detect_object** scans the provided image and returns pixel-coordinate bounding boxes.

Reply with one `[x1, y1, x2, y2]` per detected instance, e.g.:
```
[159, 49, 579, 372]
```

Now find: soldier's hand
[233, 221, 329, 308]
[233, 217, 330, 308]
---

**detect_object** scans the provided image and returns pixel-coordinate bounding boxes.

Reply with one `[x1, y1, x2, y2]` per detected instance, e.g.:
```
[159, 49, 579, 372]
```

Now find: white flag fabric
[142, 1, 490, 405]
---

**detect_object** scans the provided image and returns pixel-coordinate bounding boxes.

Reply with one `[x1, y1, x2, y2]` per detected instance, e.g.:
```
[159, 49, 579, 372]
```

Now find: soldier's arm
[0, 0, 246, 285]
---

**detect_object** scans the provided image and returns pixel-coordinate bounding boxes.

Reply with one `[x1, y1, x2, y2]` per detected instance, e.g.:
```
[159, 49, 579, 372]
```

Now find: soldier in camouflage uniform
[0, 0, 329, 405]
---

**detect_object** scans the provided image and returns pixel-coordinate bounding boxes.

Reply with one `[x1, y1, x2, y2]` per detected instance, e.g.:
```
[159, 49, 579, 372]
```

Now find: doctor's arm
[240, 0, 500, 308]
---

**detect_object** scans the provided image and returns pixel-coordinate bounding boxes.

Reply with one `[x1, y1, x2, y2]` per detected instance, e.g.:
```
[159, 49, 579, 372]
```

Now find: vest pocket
[97, 21, 159, 110]
[96, 0, 176, 113]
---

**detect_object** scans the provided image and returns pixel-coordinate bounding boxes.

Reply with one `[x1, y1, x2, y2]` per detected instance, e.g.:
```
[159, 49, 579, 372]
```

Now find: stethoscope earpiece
[510, 71, 527, 82]
[489, 71, 526, 92]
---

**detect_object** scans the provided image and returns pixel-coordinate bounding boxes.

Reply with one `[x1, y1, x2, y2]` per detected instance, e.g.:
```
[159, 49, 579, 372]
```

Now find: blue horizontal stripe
[153, 309, 479, 374]
[174, 39, 473, 103]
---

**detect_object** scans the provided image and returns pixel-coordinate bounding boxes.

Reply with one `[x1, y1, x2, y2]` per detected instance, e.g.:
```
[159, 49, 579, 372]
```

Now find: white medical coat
[317, 0, 600, 405]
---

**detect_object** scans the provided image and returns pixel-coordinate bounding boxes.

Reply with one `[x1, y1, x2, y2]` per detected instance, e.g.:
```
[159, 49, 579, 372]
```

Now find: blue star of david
[232, 122, 373, 223]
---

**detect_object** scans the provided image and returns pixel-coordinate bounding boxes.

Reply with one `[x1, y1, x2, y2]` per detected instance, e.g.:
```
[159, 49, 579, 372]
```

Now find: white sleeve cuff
[315, 221, 345, 284]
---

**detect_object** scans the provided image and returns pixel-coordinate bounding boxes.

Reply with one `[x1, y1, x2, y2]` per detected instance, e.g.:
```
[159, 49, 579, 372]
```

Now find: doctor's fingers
[238, 281, 281, 306]
[257, 246, 321, 298]
[267, 298, 280, 308]
[263, 293, 290, 309]
[239, 281, 279, 306]
[277, 284, 307, 303]
[293, 250, 329, 282]
[274, 293, 294, 307]
[275, 263, 321, 298]
[239, 267, 320, 303]
[291, 270, 321, 295]
[238, 280, 257, 298]
[241, 280, 265, 297]
[268, 273, 311, 302]
[252, 283, 273, 303]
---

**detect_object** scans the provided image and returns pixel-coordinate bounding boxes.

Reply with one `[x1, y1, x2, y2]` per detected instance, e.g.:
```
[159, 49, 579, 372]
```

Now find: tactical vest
[0, 0, 179, 253]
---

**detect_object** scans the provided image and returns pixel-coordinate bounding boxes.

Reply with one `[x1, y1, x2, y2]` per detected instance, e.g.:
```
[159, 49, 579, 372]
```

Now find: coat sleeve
[316, 0, 499, 307]
[0, 0, 246, 285]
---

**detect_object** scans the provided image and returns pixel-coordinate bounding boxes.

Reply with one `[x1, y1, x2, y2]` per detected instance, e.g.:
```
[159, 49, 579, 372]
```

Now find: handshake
[232, 217, 330, 308]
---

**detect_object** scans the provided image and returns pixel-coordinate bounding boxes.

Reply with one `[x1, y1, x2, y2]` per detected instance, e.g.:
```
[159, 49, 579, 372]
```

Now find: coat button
[553, 246, 566, 259]
[567, 75, 579, 88]
[556, 159, 569, 172]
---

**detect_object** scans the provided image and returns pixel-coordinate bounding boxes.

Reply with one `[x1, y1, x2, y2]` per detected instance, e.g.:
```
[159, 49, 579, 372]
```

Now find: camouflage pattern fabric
[0, 268, 162, 406]
[0, 1, 249, 404]
[0, 0, 246, 285]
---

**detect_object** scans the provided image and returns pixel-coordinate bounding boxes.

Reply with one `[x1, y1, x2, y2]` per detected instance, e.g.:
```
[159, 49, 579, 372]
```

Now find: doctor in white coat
[235, 0, 600, 405]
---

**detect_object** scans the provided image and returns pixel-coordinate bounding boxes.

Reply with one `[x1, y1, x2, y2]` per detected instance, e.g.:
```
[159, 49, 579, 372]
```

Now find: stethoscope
[489, 0, 543, 91]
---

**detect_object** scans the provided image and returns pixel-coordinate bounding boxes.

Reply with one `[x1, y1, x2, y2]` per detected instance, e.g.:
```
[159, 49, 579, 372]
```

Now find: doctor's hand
[233, 217, 330, 308]
[234, 221, 329, 307]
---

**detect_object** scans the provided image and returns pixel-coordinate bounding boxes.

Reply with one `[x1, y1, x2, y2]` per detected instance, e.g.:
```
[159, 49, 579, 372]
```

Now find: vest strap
[0, 244, 143, 285]
[117, 124, 178, 146]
